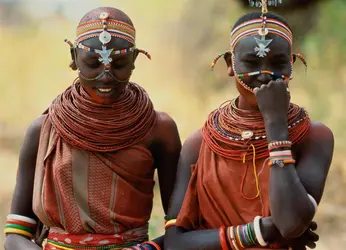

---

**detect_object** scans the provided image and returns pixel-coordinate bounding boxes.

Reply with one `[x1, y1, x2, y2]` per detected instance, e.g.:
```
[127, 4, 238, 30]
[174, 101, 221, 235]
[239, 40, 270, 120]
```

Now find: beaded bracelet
[219, 226, 229, 250]
[268, 158, 296, 167]
[268, 148, 295, 167]
[4, 214, 37, 239]
[227, 223, 262, 249]
[133, 242, 155, 250]
[142, 241, 161, 250]
[269, 150, 292, 157]
[268, 140, 292, 151]
[164, 219, 177, 230]
[228, 226, 240, 250]
[226, 227, 234, 250]
[254, 216, 267, 247]
[235, 226, 245, 248]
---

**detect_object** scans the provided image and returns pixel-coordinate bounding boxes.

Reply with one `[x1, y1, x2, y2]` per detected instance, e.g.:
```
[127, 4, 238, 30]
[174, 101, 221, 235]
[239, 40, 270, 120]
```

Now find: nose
[257, 72, 272, 84]
[98, 68, 115, 83]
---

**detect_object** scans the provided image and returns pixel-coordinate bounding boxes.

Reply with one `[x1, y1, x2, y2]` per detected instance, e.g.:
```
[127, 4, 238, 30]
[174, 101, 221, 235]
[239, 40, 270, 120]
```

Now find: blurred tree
[0, 0, 31, 27]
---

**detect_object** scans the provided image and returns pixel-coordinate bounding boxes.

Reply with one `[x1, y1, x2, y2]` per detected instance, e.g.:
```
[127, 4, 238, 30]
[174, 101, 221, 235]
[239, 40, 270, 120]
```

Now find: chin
[235, 81, 259, 106]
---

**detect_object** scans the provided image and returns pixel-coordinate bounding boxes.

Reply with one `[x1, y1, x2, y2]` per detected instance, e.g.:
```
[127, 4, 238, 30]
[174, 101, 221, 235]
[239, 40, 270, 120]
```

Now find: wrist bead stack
[4, 214, 37, 239]
[220, 216, 268, 249]
[164, 217, 270, 249]
[268, 140, 295, 167]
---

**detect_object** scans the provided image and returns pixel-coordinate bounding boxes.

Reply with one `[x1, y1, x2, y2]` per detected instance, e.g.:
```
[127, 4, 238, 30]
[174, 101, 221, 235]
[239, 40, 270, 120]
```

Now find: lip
[94, 87, 116, 97]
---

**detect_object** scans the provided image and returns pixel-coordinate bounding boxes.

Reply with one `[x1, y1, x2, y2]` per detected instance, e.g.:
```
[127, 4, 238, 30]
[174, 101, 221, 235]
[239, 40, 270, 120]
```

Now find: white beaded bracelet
[269, 150, 292, 157]
[254, 216, 267, 247]
[7, 214, 37, 224]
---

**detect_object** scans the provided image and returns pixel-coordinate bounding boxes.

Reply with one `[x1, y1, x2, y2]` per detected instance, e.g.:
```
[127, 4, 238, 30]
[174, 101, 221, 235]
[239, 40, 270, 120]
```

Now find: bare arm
[164, 129, 319, 250]
[147, 112, 181, 247]
[164, 131, 279, 249]
[151, 111, 182, 214]
[4, 115, 46, 250]
[254, 81, 334, 239]
[266, 121, 334, 239]
[164, 130, 229, 250]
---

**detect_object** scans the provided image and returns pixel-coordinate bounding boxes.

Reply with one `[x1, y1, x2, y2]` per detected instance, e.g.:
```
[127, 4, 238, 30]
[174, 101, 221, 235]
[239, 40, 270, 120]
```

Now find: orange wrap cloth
[176, 102, 310, 250]
[177, 141, 286, 250]
[177, 140, 271, 229]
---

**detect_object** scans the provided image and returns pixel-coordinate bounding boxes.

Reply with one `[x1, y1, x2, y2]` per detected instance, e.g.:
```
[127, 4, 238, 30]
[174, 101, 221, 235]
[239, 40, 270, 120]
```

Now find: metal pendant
[254, 33, 273, 58]
[241, 131, 254, 140]
[95, 46, 114, 66]
[99, 12, 110, 20]
[99, 30, 111, 45]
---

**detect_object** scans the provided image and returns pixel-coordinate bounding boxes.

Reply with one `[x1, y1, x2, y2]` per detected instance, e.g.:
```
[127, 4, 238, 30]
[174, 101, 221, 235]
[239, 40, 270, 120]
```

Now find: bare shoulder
[25, 115, 47, 145]
[155, 111, 178, 130]
[183, 129, 203, 151]
[180, 129, 203, 166]
[296, 121, 334, 166]
[301, 121, 334, 148]
[20, 115, 47, 162]
[309, 121, 334, 141]
[153, 111, 180, 143]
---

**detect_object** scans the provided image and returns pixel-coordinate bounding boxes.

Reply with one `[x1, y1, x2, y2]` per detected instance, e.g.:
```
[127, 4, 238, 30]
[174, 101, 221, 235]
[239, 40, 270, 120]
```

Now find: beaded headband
[230, 18, 292, 55]
[76, 14, 136, 45]
[66, 11, 151, 71]
[210, 17, 294, 69]
[210, 0, 307, 93]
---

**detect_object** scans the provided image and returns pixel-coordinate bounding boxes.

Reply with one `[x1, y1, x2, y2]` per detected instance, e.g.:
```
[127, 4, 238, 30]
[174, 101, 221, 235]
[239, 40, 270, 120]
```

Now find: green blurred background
[0, 0, 345, 249]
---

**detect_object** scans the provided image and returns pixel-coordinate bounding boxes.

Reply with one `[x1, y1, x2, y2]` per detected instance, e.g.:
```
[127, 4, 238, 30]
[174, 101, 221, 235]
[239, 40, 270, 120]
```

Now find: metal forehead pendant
[99, 12, 112, 45]
[254, 28, 273, 57]
[99, 31, 111, 45]
[96, 46, 114, 65]
[97, 12, 113, 65]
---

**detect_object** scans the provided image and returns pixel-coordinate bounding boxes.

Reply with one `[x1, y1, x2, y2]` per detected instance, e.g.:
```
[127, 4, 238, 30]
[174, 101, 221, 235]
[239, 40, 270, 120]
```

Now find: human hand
[254, 79, 290, 123]
[280, 221, 319, 250]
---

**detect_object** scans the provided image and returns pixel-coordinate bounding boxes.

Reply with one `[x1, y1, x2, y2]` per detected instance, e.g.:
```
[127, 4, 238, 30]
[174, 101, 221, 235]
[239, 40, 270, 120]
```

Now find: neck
[237, 95, 260, 111]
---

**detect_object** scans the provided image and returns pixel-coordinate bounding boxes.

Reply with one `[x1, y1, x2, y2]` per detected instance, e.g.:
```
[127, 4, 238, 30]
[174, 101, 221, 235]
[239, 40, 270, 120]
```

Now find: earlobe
[224, 51, 234, 77]
[69, 48, 77, 71]
[69, 60, 77, 71]
[228, 66, 235, 77]
[131, 50, 139, 70]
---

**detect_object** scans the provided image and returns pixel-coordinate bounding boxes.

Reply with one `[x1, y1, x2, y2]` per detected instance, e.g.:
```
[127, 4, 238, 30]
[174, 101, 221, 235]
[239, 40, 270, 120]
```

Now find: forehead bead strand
[65, 12, 151, 66]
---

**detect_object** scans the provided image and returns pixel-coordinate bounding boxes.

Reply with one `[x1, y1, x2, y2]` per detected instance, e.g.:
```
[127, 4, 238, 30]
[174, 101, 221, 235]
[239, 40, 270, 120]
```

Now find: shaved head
[78, 7, 134, 26]
[75, 6, 135, 50]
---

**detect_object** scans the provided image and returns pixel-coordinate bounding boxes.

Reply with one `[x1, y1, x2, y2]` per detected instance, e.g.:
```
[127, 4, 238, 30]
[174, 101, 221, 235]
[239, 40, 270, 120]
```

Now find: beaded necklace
[202, 98, 310, 161]
[49, 80, 157, 152]
[202, 99, 310, 199]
